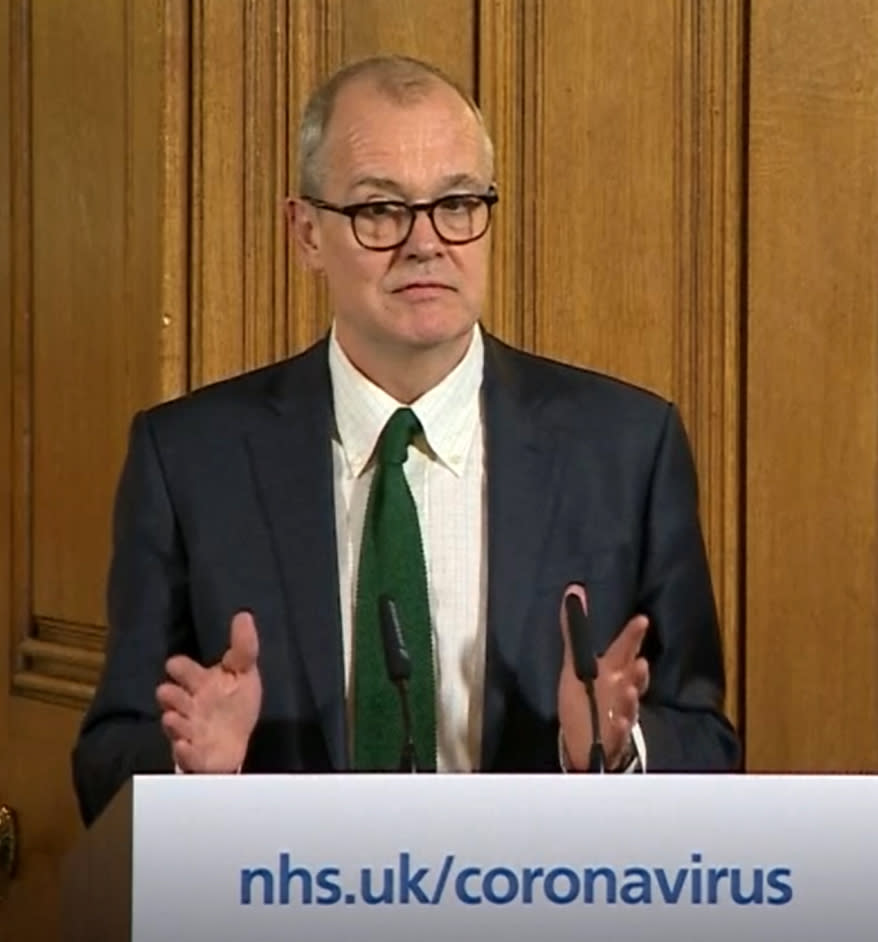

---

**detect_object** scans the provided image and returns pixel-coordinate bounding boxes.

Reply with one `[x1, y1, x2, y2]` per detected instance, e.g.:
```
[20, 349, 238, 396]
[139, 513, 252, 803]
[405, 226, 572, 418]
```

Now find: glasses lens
[352, 203, 412, 249]
[433, 195, 491, 243]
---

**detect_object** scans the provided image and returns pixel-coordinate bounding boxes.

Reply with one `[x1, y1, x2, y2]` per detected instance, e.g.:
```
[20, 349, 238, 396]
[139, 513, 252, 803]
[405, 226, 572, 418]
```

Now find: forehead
[320, 78, 490, 196]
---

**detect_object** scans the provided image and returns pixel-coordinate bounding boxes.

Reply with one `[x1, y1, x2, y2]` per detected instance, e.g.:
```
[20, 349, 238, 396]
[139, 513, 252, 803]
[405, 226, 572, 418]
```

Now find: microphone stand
[582, 672, 605, 774]
[378, 595, 419, 773]
[395, 680, 417, 773]
[564, 592, 606, 773]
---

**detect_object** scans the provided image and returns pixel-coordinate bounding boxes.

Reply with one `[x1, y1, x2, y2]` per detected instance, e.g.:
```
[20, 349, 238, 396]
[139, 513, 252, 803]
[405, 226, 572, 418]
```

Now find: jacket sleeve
[635, 403, 741, 770]
[72, 410, 192, 827]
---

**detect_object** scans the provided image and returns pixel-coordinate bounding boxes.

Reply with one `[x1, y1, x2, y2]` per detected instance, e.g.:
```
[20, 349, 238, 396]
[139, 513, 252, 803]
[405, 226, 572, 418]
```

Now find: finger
[222, 610, 259, 674]
[616, 683, 640, 723]
[611, 711, 633, 746]
[165, 655, 208, 695]
[172, 739, 198, 773]
[631, 657, 650, 696]
[156, 682, 193, 718]
[605, 683, 639, 735]
[604, 615, 649, 667]
[161, 710, 192, 744]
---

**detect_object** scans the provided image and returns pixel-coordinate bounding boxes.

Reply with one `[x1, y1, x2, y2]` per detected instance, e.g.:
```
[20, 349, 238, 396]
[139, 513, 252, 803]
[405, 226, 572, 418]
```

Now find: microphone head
[378, 594, 412, 683]
[564, 591, 597, 682]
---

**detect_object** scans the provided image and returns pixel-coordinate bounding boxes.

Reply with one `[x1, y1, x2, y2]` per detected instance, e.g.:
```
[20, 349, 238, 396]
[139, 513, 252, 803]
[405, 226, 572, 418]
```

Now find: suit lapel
[245, 340, 347, 770]
[480, 337, 567, 769]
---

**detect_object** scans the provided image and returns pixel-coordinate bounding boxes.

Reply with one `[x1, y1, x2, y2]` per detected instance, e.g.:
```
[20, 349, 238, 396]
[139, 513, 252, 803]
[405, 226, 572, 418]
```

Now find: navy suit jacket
[72, 331, 739, 826]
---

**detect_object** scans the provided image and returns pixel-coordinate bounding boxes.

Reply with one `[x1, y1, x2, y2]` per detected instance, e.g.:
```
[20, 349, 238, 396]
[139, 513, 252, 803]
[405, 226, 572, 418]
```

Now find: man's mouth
[393, 281, 455, 296]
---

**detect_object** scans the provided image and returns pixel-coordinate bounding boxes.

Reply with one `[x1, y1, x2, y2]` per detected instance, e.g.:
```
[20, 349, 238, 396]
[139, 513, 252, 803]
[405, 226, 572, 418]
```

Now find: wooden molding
[9, 0, 34, 679]
[478, 0, 540, 350]
[158, 0, 191, 401]
[518, 0, 544, 357]
[242, 0, 287, 371]
[286, 0, 343, 356]
[672, 0, 745, 728]
[190, 0, 343, 387]
[12, 618, 105, 708]
[11, 673, 97, 710]
[189, 0, 246, 387]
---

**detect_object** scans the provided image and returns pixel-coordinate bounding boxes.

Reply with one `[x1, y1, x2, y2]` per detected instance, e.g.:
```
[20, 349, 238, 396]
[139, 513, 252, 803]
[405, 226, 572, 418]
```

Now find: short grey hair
[297, 54, 495, 196]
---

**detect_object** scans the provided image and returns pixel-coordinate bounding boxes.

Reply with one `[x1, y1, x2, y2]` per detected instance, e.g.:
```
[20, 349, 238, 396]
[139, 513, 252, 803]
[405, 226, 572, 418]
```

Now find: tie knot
[378, 408, 421, 465]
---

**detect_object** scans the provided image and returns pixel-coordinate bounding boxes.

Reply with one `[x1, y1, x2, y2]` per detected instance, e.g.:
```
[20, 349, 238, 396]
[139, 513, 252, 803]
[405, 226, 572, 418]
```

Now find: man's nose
[403, 208, 442, 256]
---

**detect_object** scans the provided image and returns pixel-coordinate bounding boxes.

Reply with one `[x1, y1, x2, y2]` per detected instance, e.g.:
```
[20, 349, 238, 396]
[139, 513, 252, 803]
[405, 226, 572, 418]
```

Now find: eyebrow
[346, 173, 489, 199]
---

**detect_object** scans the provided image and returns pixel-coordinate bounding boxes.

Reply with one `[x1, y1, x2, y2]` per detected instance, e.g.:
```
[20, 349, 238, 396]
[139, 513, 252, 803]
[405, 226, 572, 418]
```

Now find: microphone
[564, 590, 606, 773]
[378, 594, 418, 772]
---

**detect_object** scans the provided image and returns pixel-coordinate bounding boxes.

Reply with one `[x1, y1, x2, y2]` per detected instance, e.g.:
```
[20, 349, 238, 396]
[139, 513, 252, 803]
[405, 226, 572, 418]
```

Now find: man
[72, 54, 739, 828]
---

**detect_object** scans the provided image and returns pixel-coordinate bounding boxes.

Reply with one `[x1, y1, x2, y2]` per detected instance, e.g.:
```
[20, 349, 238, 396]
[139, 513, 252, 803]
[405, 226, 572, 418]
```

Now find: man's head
[288, 55, 496, 394]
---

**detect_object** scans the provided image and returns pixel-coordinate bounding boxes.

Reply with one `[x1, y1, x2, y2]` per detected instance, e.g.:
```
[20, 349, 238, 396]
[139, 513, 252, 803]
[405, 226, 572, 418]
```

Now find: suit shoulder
[488, 336, 673, 424]
[138, 340, 327, 436]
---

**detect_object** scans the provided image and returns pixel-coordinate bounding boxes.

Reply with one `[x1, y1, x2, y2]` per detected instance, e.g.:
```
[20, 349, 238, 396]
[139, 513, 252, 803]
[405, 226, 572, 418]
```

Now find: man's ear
[286, 198, 324, 271]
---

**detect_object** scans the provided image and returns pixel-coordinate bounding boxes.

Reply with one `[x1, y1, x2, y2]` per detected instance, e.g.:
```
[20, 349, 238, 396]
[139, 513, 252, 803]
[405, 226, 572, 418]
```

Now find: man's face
[293, 79, 493, 365]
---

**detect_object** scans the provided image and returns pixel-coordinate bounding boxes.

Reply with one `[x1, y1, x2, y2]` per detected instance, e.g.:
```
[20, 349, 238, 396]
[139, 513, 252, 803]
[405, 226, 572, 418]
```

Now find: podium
[61, 773, 878, 941]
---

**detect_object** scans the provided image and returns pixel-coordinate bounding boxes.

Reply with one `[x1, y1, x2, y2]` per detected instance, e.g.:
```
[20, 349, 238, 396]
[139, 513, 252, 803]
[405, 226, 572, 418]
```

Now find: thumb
[222, 610, 259, 674]
[605, 614, 649, 667]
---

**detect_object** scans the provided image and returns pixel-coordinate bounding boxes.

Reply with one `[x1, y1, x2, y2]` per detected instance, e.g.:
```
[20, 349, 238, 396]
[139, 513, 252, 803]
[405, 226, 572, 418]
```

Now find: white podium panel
[120, 774, 878, 941]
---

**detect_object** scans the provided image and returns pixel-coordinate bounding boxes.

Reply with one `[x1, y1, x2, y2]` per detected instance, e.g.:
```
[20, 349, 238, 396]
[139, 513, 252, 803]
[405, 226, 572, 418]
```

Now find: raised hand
[156, 610, 262, 773]
[558, 584, 650, 770]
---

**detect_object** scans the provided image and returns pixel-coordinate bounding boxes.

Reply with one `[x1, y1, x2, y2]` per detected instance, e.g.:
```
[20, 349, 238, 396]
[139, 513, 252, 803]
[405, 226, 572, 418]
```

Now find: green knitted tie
[353, 407, 436, 771]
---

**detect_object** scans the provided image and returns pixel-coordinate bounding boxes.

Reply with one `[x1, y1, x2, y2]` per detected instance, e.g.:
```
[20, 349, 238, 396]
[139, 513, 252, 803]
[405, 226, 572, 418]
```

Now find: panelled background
[2, 2, 876, 937]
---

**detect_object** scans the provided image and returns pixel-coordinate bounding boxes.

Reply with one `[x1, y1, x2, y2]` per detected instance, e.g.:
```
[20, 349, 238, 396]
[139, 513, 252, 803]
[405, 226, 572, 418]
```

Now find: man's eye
[440, 196, 478, 212]
[359, 203, 402, 220]
[360, 203, 390, 218]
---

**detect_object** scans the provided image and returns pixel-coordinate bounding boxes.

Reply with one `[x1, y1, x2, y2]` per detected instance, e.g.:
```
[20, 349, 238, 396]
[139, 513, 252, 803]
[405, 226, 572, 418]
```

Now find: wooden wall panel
[190, 0, 343, 385]
[478, 0, 529, 350]
[746, 0, 878, 770]
[190, 0, 247, 386]
[5, 0, 189, 705]
[534, 0, 679, 395]
[339, 0, 474, 91]
[31, 0, 136, 627]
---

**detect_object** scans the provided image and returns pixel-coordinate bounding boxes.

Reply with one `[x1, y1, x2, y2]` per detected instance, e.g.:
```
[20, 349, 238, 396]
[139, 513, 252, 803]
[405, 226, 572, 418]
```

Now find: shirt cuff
[558, 721, 647, 773]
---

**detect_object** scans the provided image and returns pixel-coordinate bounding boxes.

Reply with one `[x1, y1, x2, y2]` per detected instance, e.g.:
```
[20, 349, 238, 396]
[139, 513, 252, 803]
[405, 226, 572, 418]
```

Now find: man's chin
[394, 305, 477, 348]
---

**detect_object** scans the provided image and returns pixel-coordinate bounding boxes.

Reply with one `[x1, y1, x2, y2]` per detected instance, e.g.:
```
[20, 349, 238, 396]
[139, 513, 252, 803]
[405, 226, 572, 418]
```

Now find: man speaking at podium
[72, 55, 739, 828]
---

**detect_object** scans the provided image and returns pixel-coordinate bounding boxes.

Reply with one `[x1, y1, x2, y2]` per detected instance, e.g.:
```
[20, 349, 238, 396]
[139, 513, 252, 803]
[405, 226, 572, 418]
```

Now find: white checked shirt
[329, 324, 487, 771]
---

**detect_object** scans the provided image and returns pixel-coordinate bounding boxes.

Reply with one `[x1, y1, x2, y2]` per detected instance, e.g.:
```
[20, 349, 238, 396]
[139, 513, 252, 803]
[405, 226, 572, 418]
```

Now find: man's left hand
[557, 584, 650, 770]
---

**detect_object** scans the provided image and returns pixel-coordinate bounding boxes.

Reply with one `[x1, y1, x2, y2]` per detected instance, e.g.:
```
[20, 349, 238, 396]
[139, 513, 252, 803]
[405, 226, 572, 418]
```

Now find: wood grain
[30, 0, 166, 626]
[339, 0, 474, 90]
[746, 0, 878, 770]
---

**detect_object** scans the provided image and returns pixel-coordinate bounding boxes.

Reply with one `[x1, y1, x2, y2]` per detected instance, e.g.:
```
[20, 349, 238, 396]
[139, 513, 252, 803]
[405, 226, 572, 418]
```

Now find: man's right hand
[156, 610, 262, 773]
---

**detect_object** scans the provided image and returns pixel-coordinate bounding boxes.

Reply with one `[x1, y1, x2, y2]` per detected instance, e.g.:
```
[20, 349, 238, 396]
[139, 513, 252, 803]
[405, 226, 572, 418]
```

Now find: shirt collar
[328, 323, 484, 478]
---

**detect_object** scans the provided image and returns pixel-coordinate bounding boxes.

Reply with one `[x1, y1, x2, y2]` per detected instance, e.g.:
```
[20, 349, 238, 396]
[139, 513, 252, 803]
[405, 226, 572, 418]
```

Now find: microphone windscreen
[565, 592, 597, 682]
[378, 594, 411, 682]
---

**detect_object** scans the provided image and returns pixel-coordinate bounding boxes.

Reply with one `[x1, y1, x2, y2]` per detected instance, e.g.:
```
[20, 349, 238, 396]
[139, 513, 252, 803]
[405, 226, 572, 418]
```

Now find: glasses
[302, 187, 499, 251]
